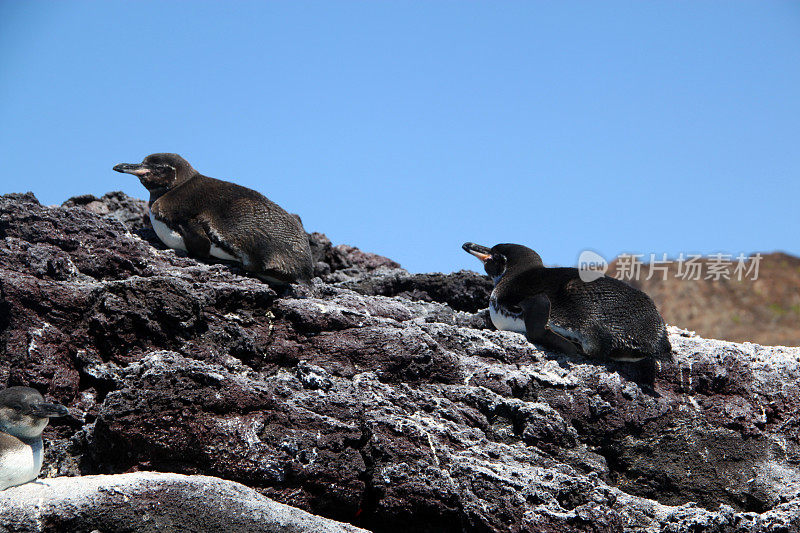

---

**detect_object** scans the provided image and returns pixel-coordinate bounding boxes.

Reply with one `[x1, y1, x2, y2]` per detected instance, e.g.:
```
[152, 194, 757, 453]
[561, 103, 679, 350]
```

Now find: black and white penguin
[0, 387, 68, 490]
[463, 242, 672, 361]
[114, 153, 313, 285]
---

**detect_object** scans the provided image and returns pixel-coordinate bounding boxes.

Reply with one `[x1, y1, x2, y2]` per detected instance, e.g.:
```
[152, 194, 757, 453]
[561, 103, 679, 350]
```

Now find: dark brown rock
[1, 191, 799, 532]
[340, 270, 494, 314]
[63, 191, 150, 231]
[309, 232, 401, 279]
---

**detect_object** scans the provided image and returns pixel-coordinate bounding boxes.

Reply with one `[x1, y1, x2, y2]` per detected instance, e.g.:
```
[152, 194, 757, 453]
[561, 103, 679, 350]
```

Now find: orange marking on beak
[467, 250, 492, 263]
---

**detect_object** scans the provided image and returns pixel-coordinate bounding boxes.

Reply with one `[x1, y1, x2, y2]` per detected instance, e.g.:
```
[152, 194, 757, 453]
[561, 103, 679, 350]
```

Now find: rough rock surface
[1, 191, 800, 532]
[0, 472, 366, 533]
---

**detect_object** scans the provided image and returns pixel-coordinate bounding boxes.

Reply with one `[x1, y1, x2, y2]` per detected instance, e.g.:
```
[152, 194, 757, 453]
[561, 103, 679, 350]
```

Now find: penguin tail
[653, 332, 675, 363]
[655, 332, 674, 363]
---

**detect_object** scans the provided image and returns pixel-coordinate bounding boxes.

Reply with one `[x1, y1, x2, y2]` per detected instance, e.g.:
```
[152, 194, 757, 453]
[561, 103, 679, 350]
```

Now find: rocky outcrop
[0, 472, 366, 533]
[1, 192, 800, 532]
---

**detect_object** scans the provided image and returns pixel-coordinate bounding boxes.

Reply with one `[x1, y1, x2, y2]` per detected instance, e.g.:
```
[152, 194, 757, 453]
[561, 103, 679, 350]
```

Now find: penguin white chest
[150, 212, 187, 252]
[149, 212, 238, 261]
[489, 300, 527, 334]
[0, 437, 42, 490]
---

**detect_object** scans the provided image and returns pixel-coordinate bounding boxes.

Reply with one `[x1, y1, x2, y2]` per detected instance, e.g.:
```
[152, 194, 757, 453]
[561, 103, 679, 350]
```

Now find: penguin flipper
[520, 294, 580, 356]
[179, 219, 212, 258]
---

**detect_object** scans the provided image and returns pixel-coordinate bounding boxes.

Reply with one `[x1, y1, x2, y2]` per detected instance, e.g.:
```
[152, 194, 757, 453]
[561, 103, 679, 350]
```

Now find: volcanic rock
[1, 191, 799, 532]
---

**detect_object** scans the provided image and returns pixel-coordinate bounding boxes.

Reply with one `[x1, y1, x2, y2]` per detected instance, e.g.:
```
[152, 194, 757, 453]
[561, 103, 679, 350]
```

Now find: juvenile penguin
[0, 387, 68, 490]
[463, 243, 672, 361]
[114, 153, 314, 285]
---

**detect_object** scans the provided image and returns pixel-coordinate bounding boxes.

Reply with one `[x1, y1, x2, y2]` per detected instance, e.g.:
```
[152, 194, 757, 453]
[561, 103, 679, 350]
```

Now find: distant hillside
[607, 252, 800, 346]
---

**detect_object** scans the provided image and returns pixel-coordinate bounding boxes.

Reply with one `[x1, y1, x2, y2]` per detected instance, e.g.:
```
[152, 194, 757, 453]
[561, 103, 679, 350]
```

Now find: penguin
[0, 386, 68, 490]
[114, 153, 314, 285]
[463, 242, 672, 362]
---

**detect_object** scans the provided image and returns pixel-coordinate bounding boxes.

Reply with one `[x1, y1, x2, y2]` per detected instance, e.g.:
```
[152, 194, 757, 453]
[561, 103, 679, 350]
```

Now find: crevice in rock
[352, 422, 381, 531]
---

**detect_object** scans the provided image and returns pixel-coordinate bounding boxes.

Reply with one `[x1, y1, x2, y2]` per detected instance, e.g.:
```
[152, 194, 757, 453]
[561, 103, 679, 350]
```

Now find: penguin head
[0, 387, 69, 440]
[113, 153, 196, 192]
[463, 242, 543, 282]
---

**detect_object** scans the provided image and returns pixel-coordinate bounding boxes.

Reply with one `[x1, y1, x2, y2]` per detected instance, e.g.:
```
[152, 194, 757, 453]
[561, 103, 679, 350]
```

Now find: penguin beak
[30, 402, 69, 418]
[113, 163, 151, 176]
[463, 242, 493, 263]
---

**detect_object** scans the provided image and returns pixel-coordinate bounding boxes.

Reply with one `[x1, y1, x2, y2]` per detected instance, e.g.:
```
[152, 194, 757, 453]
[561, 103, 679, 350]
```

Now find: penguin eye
[153, 164, 175, 175]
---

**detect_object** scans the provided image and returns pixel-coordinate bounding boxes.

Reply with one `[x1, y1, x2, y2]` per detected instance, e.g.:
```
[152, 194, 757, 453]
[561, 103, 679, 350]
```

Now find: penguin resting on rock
[114, 153, 314, 285]
[0, 387, 68, 490]
[464, 242, 672, 362]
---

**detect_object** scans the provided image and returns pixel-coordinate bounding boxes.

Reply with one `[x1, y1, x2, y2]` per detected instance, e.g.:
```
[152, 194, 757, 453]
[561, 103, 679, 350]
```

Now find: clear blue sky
[1, 2, 798, 273]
